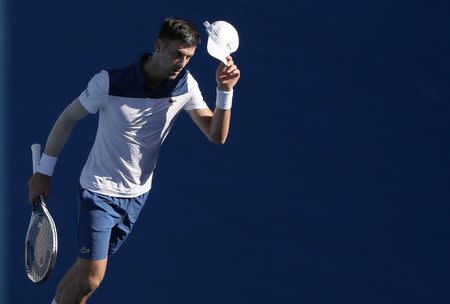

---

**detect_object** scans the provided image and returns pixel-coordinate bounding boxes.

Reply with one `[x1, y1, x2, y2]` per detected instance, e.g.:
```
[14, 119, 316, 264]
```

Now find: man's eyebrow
[178, 49, 194, 57]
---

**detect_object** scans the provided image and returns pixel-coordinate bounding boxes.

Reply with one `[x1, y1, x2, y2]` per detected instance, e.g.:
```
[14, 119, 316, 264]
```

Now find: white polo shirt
[78, 54, 208, 197]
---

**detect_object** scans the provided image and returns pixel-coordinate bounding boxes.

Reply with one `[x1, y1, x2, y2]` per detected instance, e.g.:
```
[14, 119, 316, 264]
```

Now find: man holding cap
[27, 16, 240, 304]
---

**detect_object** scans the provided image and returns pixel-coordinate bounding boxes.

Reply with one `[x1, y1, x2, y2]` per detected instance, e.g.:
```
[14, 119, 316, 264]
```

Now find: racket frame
[24, 144, 58, 283]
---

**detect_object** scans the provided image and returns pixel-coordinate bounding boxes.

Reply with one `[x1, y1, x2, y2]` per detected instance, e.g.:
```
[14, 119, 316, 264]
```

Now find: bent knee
[76, 258, 107, 293]
[55, 274, 104, 303]
[84, 275, 103, 292]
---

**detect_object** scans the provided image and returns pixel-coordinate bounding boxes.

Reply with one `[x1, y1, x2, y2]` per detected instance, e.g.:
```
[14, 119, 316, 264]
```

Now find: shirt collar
[135, 53, 151, 87]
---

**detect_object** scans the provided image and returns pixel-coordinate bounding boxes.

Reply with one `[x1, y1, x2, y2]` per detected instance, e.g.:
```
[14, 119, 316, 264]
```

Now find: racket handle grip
[31, 144, 41, 174]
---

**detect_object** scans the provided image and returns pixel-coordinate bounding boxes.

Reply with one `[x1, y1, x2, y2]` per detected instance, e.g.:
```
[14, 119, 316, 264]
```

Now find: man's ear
[155, 39, 163, 53]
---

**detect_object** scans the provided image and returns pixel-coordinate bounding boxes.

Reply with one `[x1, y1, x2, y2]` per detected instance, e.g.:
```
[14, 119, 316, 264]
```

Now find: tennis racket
[24, 143, 58, 283]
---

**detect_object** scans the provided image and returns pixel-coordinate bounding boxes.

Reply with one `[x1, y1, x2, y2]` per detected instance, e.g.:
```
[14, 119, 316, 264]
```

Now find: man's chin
[168, 72, 179, 79]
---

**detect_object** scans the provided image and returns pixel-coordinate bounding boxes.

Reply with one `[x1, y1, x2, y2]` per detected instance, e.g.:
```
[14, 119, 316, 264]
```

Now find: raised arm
[188, 56, 240, 144]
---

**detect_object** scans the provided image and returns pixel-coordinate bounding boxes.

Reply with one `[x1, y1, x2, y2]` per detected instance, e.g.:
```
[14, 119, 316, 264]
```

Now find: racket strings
[26, 215, 56, 282]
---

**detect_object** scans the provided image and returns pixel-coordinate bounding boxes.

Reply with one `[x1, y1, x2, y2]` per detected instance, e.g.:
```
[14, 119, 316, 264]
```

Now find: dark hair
[158, 17, 201, 47]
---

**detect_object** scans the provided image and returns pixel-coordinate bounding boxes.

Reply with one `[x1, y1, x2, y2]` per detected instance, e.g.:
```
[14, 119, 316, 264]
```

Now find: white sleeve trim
[79, 70, 109, 114]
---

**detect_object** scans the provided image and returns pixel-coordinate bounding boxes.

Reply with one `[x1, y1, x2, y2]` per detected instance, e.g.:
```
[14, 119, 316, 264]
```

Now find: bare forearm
[209, 108, 231, 144]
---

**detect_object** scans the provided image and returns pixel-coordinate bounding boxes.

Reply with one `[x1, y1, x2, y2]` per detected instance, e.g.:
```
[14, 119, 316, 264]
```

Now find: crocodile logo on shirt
[80, 247, 90, 254]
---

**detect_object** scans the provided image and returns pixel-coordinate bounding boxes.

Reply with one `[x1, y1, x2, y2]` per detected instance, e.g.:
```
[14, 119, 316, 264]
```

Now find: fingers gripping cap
[204, 20, 239, 65]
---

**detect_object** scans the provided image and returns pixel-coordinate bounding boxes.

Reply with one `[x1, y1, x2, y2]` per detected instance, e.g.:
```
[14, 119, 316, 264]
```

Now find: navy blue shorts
[77, 187, 149, 260]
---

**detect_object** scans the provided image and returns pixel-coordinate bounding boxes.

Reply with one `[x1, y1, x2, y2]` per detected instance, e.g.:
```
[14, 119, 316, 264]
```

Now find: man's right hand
[28, 173, 51, 204]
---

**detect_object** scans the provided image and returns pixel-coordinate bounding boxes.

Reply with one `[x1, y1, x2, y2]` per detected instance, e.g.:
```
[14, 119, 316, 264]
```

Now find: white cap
[203, 20, 239, 66]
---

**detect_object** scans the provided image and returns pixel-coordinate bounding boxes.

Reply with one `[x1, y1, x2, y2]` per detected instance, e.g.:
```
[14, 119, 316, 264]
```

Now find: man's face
[156, 39, 196, 79]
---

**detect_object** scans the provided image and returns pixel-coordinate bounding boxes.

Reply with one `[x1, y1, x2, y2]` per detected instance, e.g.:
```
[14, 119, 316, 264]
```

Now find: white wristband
[215, 88, 233, 110]
[37, 153, 58, 176]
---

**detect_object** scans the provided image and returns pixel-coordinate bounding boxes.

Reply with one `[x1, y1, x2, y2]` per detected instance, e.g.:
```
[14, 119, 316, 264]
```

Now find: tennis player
[27, 17, 240, 304]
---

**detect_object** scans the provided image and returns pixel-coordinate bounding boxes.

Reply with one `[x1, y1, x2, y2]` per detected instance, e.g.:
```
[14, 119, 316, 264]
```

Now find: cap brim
[207, 37, 228, 65]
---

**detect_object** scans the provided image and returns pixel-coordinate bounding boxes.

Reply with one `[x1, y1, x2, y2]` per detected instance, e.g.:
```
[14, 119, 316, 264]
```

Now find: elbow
[56, 114, 77, 133]
[209, 134, 227, 145]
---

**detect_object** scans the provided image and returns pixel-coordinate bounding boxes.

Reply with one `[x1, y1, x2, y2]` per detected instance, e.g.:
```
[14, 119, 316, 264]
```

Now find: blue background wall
[6, 0, 450, 303]
[0, 0, 7, 301]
